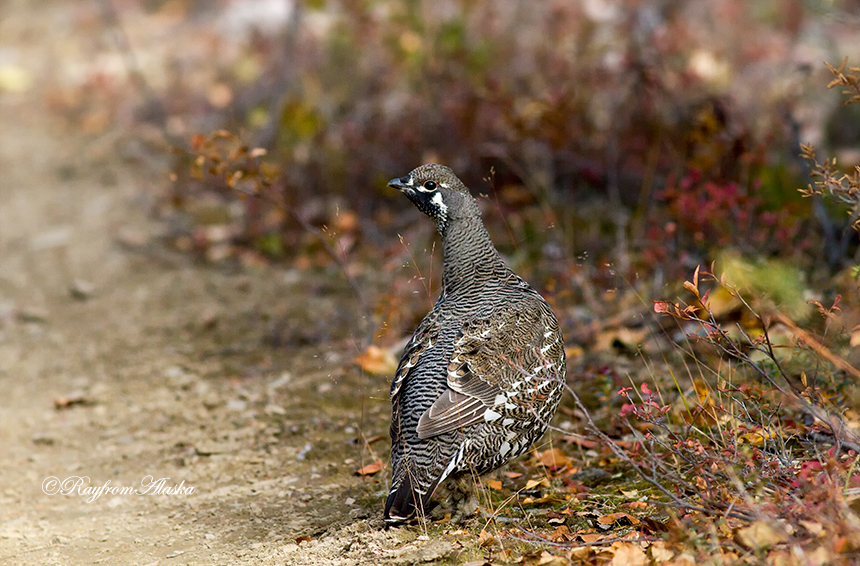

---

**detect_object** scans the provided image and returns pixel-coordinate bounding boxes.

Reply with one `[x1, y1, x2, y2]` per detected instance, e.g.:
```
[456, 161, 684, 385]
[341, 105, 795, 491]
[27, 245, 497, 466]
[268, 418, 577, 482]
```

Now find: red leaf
[653, 301, 671, 314]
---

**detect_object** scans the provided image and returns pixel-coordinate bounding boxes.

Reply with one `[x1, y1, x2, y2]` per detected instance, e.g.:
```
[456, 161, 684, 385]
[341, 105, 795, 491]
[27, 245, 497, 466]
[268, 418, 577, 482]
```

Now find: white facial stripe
[405, 176, 414, 186]
[431, 191, 447, 217]
[415, 184, 435, 193]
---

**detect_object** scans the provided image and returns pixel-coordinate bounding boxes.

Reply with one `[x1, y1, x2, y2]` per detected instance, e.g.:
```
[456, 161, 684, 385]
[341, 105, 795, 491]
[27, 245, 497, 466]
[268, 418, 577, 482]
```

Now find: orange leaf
[539, 448, 572, 469]
[354, 345, 397, 376]
[549, 525, 572, 542]
[683, 280, 700, 299]
[597, 513, 640, 526]
[609, 541, 647, 566]
[486, 479, 502, 490]
[355, 460, 384, 476]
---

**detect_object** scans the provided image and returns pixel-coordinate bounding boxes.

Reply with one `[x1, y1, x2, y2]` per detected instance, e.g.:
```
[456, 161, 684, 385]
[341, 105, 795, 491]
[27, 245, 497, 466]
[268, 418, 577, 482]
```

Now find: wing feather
[415, 295, 564, 439]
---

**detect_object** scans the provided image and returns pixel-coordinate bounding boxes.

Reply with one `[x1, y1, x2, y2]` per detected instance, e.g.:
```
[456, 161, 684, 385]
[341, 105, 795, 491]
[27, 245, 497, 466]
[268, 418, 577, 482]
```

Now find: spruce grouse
[385, 164, 566, 523]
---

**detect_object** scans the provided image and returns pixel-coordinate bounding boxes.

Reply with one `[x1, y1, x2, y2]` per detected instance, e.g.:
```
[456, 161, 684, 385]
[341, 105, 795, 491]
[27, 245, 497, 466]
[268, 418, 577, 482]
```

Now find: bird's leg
[430, 475, 481, 524]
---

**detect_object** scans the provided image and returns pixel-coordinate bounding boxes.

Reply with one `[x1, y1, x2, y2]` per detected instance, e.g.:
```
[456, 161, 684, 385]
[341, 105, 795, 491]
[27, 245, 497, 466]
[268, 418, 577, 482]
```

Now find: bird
[384, 163, 566, 523]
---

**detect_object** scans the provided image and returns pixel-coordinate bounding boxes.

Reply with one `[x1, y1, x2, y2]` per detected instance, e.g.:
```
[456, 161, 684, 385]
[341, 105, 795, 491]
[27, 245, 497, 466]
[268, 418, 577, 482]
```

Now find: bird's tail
[383, 474, 440, 524]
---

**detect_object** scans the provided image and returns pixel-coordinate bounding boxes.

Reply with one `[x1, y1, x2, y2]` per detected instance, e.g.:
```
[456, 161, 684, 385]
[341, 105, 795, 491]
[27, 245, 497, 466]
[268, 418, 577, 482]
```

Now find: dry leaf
[521, 494, 565, 505]
[536, 550, 569, 566]
[653, 301, 671, 314]
[355, 460, 384, 476]
[683, 280, 700, 299]
[477, 529, 495, 547]
[539, 448, 572, 469]
[524, 478, 550, 490]
[503, 471, 523, 479]
[54, 392, 93, 409]
[354, 345, 397, 376]
[667, 553, 696, 566]
[735, 521, 788, 550]
[609, 541, 647, 566]
[649, 541, 674, 562]
[799, 520, 824, 536]
[295, 535, 313, 544]
[486, 479, 503, 490]
[549, 525, 571, 542]
[595, 327, 648, 352]
[578, 533, 606, 543]
[597, 513, 640, 526]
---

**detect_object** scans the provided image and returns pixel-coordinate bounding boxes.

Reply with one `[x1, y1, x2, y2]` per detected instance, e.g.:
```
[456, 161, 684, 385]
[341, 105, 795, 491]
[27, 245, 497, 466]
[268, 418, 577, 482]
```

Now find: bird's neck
[440, 215, 508, 296]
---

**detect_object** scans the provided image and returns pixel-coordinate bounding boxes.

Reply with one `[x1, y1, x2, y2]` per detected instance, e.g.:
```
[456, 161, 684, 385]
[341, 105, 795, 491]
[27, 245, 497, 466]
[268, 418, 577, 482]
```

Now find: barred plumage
[384, 164, 566, 523]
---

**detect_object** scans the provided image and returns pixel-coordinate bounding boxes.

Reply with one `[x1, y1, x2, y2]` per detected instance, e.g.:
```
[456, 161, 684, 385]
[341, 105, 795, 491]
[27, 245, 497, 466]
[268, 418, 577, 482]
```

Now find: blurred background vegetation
[25, 0, 858, 287]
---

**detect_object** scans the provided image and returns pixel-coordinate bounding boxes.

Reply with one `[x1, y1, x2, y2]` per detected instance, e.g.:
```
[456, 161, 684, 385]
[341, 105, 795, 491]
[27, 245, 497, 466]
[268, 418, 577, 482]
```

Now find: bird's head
[387, 164, 476, 234]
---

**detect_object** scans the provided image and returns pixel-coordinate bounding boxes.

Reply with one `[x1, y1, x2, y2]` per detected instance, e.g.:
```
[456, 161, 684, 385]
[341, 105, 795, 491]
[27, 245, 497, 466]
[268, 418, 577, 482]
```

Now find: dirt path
[0, 85, 459, 566]
[0, 8, 470, 566]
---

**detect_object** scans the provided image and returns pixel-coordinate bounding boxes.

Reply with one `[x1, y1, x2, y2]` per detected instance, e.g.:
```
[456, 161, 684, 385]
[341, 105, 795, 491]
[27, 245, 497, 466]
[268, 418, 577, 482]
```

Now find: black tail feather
[384, 475, 439, 524]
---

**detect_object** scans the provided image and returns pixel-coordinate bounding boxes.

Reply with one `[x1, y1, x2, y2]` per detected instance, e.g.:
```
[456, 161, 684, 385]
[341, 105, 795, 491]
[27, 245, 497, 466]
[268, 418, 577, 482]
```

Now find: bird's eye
[423, 181, 437, 190]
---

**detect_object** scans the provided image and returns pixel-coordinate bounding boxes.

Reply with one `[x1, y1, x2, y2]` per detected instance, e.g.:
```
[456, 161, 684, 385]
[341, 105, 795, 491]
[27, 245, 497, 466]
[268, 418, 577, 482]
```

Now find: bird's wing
[416, 297, 564, 440]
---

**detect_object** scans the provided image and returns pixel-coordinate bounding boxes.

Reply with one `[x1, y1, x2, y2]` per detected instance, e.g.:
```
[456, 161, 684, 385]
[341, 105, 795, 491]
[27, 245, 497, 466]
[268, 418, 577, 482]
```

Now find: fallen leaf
[536, 550, 569, 566]
[503, 471, 523, 479]
[539, 448, 572, 469]
[649, 541, 674, 561]
[522, 494, 565, 505]
[549, 525, 571, 542]
[799, 520, 824, 536]
[595, 327, 649, 352]
[486, 479, 502, 490]
[295, 535, 312, 544]
[597, 513, 640, 527]
[735, 521, 788, 550]
[524, 478, 550, 490]
[577, 533, 606, 543]
[354, 345, 397, 376]
[610, 541, 647, 566]
[667, 553, 697, 566]
[54, 392, 94, 410]
[477, 529, 494, 547]
[355, 460, 384, 476]
[563, 435, 598, 449]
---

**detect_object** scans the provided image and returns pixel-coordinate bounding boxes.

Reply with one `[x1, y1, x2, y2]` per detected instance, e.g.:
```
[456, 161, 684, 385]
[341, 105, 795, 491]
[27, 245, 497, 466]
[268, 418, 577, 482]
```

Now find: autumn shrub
[572, 267, 860, 559]
[165, 0, 839, 282]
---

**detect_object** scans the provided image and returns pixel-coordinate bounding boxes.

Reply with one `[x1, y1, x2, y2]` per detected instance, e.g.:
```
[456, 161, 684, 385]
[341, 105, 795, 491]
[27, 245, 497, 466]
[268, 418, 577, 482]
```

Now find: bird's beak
[387, 176, 413, 191]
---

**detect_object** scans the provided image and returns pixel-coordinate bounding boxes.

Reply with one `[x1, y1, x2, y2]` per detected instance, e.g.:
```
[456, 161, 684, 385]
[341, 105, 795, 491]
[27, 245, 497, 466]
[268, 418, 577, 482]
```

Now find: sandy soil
[0, 7, 467, 565]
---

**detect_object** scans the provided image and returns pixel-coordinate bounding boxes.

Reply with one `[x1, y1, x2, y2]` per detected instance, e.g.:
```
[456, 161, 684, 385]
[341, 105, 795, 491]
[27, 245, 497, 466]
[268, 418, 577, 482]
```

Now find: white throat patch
[431, 191, 447, 220]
